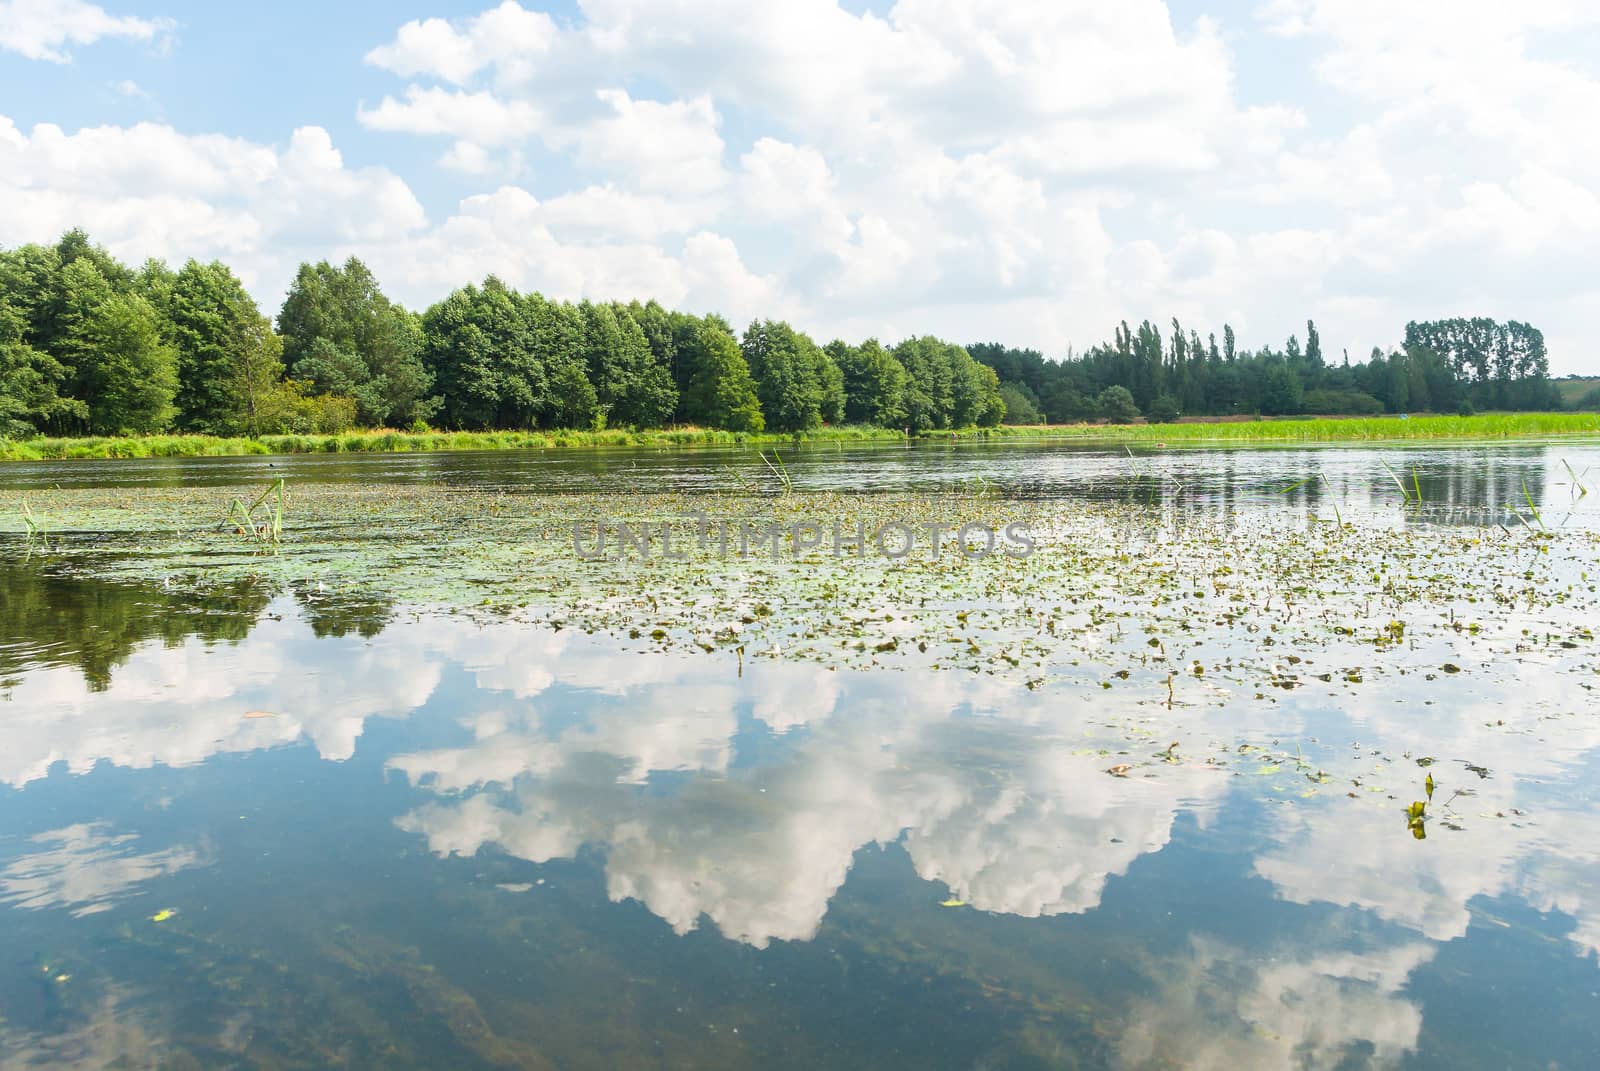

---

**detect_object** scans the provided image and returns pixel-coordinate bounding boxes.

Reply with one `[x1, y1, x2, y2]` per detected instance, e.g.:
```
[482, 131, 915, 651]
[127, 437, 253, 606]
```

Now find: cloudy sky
[2, 0, 1597, 372]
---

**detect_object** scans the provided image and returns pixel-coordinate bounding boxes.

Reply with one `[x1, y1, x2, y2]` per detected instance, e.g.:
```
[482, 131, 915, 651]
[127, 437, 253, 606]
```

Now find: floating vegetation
[3, 473, 1597, 697]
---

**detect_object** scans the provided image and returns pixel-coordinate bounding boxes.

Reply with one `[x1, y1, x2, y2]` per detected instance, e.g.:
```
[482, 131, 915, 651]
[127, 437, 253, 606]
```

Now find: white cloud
[0, 0, 170, 62]
[363, 0, 557, 86]
[357, 85, 542, 146]
[112, 77, 150, 100]
[7, 1, 1600, 371]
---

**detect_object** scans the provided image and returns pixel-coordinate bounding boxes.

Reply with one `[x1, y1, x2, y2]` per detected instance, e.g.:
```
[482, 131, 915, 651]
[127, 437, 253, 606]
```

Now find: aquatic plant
[758, 449, 795, 494]
[224, 479, 287, 550]
[19, 498, 48, 557]
[3, 413, 1599, 464]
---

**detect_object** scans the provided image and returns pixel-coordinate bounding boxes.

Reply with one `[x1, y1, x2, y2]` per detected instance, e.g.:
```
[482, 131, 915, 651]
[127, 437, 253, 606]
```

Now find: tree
[743, 320, 830, 433]
[997, 383, 1040, 425]
[1146, 394, 1181, 424]
[1259, 362, 1304, 416]
[685, 320, 764, 431]
[279, 258, 435, 426]
[167, 260, 278, 433]
[69, 290, 179, 434]
[529, 295, 594, 429]
[421, 287, 500, 430]
[829, 338, 910, 427]
[1097, 385, 1140, 424]
[0, 301, 84, 436]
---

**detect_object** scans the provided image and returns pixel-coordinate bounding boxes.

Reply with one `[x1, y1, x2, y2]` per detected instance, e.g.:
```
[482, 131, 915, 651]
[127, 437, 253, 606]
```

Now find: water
[2, 442, 1598, 1069]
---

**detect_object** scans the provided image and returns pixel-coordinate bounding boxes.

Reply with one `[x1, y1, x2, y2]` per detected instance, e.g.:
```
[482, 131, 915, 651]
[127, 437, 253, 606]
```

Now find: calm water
[2, 442, 1599, 1069]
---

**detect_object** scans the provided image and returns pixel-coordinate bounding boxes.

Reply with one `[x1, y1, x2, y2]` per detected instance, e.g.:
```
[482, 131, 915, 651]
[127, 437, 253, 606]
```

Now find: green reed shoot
[20, 498, 49, 556]
[225, 478, 287, 549]
[758, 450, 794, 494]
[1519, 477, 1546, 531]
[1562, 459, 1589, 499]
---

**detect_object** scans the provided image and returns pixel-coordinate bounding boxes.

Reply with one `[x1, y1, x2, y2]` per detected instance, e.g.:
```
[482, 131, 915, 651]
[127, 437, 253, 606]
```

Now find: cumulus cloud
[5, 1, 1600, 370]
[0, 116, 424, 295]
[0, 0, 171, 62]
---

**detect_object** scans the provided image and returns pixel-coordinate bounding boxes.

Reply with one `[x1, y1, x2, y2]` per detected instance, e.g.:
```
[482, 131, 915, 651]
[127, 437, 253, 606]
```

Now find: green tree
[685, 320, 764, 431]
[829, 338, 908, 427]
[1097, 385, 1140, 424]
[0, 301, 84, 436]
[167, 260, 279, 433]
[279, 258, 436, 426]
[1259, 362, 1304, 416]
[997, 382, 1040, 425]
[528, 296, 594, 429]
[68, 288, 179, 434]
[743, 320, 830, 432]
[1146, 394, 1181, 424]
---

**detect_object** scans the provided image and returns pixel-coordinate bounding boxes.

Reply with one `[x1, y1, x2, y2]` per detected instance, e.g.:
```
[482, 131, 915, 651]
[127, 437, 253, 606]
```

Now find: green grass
[0, 425, 907, 461]
[976, 412, 1600, 443]
[3, 412, 1598, 462]
[1556, 377, 1600, 409]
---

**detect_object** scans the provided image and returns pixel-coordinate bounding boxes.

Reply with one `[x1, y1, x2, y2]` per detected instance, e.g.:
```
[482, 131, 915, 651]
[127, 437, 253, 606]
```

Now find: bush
[1301, 389, 1384, 416]
[1097, 385, 1141, 424]
[1145, 395, 1181, 424]
[997, 383, 1042, 425]
[1457, 399, 1477, 417]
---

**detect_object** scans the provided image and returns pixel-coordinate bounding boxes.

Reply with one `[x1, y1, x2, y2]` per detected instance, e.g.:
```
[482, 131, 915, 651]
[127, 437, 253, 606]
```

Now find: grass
[1556, 377, 1600, 408]
[2, 412, 1599, 463]
[0, 425, 906, 462]
[978, 412, 1600, 443]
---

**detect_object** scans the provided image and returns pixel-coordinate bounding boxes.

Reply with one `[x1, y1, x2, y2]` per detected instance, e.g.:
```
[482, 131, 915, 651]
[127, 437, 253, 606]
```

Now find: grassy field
[1556, 377, 1600, 409]
[984, 411, 1600, 443]
[0, 425, 905, 461]
[3, 411, 1599, 461]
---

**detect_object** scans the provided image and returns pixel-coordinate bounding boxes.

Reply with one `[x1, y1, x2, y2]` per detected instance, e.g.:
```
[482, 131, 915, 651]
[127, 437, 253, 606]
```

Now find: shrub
[1096, 385, 1141, 424]
[1145, 395, 1181, 424]
[1301, 389, 1384, 416]
[997, 383, 1042, 425]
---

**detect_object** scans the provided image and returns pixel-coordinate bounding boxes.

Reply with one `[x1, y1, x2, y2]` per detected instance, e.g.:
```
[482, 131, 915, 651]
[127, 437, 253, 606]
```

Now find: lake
[2, 440, 1598, 1069]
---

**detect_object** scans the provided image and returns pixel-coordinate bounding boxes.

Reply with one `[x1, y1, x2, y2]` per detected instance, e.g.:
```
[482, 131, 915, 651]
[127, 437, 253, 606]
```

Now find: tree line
[972, 315, 1561, 425]
[0, 230, 1001, 439]
[0, 229, 1565, 439]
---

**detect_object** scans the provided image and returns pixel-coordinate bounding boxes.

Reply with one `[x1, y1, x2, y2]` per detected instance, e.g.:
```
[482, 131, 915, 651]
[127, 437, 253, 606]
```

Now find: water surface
[2, 442, 1598, 1069]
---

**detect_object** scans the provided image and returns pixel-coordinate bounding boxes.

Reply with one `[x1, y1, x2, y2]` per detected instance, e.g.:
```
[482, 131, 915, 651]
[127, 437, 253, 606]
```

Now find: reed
[2, 412, 1596, 463]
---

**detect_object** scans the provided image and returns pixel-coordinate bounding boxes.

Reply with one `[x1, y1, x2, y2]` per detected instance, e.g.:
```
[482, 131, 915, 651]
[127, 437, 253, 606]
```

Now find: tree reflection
[0, 561, 273, 692]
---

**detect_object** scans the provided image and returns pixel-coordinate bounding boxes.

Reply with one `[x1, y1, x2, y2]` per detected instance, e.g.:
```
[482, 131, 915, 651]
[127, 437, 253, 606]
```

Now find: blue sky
[2, 0, 1597, 373]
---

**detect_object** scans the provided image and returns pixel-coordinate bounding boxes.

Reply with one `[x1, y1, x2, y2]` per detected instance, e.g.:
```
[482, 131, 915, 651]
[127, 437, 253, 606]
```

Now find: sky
[2, 0, 1598, 374]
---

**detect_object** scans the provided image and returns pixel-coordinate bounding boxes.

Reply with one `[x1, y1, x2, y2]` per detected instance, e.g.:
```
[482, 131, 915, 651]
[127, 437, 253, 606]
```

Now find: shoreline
[3, 412, 1599, 462]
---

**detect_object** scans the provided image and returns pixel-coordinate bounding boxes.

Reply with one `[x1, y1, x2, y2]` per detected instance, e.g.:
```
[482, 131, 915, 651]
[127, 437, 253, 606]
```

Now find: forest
[0, 229, 1568, 440]
[972, 317, 1562, 426]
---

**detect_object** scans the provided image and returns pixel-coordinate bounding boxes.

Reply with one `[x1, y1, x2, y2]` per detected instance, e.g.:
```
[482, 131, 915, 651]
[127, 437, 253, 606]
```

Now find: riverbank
[3, 412, 1597, 461]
